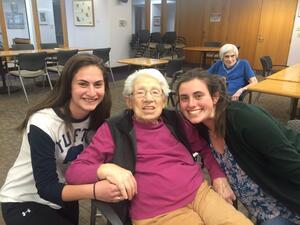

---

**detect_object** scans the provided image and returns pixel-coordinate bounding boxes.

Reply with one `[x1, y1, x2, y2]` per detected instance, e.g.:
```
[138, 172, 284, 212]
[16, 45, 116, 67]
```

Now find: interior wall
[65, 0, 132, 67]
[108, 0, 132, 67]
[288, 0, 300, 65]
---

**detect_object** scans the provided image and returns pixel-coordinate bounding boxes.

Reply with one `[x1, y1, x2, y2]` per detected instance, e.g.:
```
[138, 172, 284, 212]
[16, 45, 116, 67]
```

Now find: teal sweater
[197, 101, 300, 214]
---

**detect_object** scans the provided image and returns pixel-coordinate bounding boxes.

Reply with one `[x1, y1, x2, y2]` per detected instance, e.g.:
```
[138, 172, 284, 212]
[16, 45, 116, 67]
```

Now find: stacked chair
[47, 49, 78, 76]
[7, 52, 53, 103]
[93, 48, 115, 82]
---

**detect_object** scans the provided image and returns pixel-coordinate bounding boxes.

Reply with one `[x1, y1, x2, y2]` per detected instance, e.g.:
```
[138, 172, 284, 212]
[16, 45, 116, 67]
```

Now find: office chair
[260, 55, 288, 77]
[149, 32, 162, 58]
[137, 29, 150, 57]
[287, 120, 300, 133]
[163, 58, 184, 106]
[90, 200, 125, 225]
[7, 52, 53, 103]
[11, 44, 34, 50]
[162, 32, 177, 59]
[40, 43, 59, 49]
[253, 55, 289, 103]
[93, 48, 115, 82]
[203, 41, 222, 65]
[12, 38, 31, 45]
[47, 49, 78, 75]
[40, 43, 59, 66]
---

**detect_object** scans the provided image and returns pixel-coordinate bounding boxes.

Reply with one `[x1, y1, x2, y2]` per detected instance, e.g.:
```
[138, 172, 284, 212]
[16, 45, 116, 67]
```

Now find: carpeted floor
[0, 67, 295, 225]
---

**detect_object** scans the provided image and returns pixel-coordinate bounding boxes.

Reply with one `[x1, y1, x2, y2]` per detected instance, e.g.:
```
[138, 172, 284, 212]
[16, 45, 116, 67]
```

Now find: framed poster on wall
[73, 0, 94, 26]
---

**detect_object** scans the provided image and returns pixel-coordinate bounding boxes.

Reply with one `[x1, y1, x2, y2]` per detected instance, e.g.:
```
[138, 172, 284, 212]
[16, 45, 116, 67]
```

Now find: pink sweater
[66, 118, 224, 220]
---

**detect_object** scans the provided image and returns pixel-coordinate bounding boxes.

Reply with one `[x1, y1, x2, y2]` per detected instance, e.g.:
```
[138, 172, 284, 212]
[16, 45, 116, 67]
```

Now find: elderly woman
[208, 43, 258, 101]
[65, 68, 252, 225]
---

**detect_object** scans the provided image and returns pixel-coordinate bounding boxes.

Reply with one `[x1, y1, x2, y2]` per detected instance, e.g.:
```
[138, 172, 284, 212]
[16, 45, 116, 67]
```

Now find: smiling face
[223, 50, 237, 68]
[125, 75, 166, 124]
[178, 78, 219, 125]
[69, 65, 105, 119]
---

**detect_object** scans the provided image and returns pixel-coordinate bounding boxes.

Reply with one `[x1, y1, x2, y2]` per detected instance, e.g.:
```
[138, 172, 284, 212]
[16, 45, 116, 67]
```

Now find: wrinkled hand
[231, 88, 244, 101]
[213, 177, 236, 205]
[94, 180, 123, 203]
[97, 163, 137, 200]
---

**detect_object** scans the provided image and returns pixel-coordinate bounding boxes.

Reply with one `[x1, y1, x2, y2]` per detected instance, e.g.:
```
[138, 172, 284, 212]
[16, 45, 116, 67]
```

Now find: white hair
[219, 44, 239, 60]
[122, 68, 170, 97]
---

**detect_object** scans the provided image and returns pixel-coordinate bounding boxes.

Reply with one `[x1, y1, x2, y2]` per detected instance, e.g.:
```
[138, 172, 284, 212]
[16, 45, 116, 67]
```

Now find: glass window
[151, 0, 161, 33]
[0, 28, 3, 49]
[36, 0, 63, 45]
[166, 0, 176, 32]
[132, 0, 146, 34]
[3, 0, 30, 47]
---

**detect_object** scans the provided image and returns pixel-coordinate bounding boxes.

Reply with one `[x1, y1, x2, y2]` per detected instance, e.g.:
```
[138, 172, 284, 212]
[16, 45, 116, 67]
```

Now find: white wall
[66, 0, 132, 67]
[287, 0, 300, 65]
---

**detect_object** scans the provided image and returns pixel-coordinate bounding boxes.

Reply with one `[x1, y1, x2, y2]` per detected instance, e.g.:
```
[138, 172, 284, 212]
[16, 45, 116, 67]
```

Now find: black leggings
[1, 201, 79, 225]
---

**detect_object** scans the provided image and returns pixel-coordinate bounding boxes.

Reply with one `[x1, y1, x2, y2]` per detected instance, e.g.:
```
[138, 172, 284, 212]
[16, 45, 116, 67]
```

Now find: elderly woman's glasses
[132, 89, 163, 99]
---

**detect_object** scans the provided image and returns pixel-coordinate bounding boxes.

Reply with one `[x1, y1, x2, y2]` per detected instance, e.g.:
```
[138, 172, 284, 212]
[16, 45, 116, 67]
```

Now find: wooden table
[0, 48, 91, 94]
[183, 46, 220, 68]
[0, 48, 92, 58]
[247, 79, 300, 119]
[118, 57, 168, 67]
[266, 63, 300, 83]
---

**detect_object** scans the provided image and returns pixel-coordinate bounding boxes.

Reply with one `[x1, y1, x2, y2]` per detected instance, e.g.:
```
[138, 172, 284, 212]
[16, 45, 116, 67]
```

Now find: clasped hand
[97, 163, 137, 200]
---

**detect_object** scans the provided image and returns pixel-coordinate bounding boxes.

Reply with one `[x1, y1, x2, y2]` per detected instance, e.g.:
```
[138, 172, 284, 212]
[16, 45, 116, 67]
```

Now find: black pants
[1, 201, 79, 225]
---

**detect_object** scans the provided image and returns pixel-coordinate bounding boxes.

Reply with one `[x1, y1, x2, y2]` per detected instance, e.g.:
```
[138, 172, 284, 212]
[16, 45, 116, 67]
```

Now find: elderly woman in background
[208, 43, 257, 101]
[66, 68, 252, 225]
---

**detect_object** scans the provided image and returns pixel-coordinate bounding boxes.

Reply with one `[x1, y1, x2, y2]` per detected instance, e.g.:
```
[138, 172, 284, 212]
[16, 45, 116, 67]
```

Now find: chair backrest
[150, 32, 162, 43]
[13, 38, 30, 44]
[162, 31, 177, 45]
[165, 58, 184, 79]
[287, 120, 300, 133]
[260, 56, 273, 77]
[57, 49, 78, 66]
[12, 44, 34, 50]
[93, 48, 111, 64]
[40, 43, 58, 49]
[138, 29, 150, 44]
[18, 52, 47, 71]
[203, 41, 222, 47]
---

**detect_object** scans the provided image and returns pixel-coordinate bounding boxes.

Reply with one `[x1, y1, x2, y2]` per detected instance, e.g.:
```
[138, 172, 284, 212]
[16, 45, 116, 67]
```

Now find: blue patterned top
[211, 144, 300, 224]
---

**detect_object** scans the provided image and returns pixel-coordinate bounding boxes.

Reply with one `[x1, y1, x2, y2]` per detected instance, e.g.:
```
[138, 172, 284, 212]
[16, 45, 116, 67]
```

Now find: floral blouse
[211, 144, 300, 224]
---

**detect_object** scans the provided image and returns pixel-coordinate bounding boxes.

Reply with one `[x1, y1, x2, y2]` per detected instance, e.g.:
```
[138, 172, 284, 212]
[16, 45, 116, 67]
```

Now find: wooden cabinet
[176, 0, 297, 69]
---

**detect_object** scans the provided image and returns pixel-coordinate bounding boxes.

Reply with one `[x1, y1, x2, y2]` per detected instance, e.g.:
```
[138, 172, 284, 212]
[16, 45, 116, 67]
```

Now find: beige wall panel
[202, 0, 231, 43]
[226, 0, 262, 65]
[253, 0, 297, 69]
[176, 0, 205, 63]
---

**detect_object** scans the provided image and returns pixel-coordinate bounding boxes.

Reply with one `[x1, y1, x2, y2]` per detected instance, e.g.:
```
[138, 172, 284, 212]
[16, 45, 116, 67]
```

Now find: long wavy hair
[176, 68, 231, 137]
[19, 53, 112, 131]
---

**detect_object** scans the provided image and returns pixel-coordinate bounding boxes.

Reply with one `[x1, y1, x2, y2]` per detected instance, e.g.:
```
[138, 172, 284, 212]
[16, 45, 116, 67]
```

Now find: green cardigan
[196, 101, 300, 214]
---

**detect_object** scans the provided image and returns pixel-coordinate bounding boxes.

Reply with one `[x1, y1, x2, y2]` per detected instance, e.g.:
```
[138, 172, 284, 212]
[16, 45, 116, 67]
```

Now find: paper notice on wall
[210, 13, 222, 22]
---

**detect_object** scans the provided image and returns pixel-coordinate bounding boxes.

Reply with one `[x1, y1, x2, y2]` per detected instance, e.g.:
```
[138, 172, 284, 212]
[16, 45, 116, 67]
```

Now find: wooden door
[202, 0, 231, 43]
[176, 0, 206, 63]
[253, 0, 297, 69]
[226, 0, 262, 66]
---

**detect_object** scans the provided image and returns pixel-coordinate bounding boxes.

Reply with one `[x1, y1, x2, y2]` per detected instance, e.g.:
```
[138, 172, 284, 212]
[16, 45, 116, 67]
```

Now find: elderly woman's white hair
[122, 68, 170, 97]
[219, 44, 239, 60]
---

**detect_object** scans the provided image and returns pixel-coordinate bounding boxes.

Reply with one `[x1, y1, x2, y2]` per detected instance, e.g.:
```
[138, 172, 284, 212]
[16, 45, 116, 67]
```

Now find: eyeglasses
[131, 89, 163, 99]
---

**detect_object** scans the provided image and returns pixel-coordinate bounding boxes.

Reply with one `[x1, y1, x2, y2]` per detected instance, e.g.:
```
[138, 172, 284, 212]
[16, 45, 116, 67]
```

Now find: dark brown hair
[20, 53, 112, 131]
[176, 68, 230, 137]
